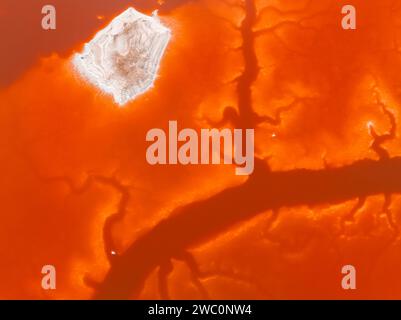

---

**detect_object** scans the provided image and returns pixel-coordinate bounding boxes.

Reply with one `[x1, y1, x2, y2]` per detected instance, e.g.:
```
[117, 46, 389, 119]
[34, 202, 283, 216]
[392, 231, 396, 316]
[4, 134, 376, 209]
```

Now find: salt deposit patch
[73, 8, 171, 106]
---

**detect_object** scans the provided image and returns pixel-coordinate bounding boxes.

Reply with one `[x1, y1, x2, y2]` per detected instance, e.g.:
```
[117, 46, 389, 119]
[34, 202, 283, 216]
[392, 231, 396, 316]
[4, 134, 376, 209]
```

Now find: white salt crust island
[73, 8, 171, 106]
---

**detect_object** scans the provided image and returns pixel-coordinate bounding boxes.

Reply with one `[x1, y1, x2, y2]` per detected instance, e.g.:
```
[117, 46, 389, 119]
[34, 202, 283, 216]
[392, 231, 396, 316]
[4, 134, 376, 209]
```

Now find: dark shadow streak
[93, 156, 401, 299]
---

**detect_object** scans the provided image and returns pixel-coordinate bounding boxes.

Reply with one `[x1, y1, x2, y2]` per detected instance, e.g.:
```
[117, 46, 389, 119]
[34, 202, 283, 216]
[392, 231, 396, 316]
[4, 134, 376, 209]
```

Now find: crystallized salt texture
[73, 8, 171, 106]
